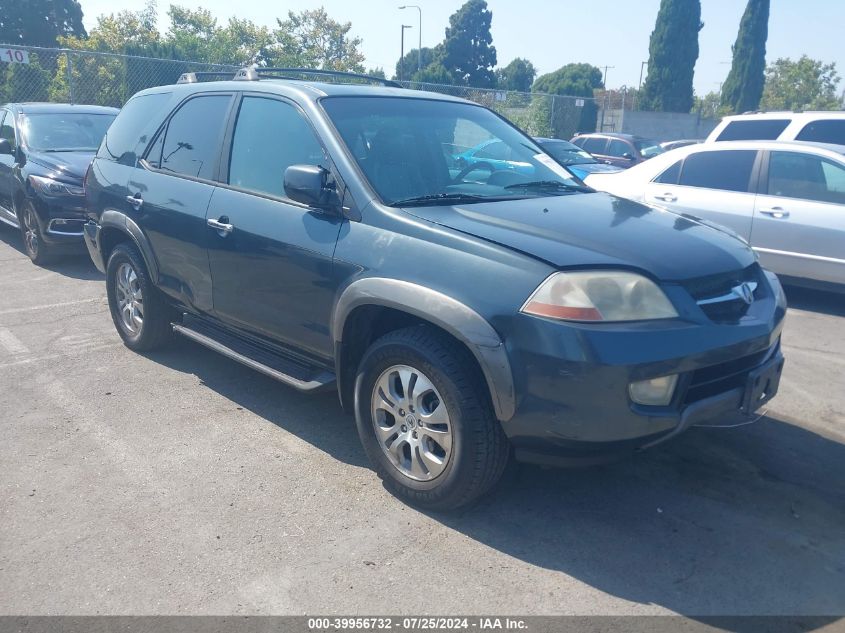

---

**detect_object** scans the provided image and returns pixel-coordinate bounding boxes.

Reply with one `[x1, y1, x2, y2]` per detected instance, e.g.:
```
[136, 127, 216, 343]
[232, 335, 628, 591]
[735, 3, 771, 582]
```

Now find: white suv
[706, 111, 845, 145]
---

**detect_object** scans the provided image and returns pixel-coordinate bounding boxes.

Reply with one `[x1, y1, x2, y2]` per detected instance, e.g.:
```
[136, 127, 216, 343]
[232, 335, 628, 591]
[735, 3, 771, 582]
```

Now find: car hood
[26, 150, 95, 181]
[403, 193, 755, 282]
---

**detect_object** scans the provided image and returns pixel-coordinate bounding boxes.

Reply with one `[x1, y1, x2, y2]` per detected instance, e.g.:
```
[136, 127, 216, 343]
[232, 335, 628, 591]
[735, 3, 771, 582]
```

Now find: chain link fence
[1, 44, 596, 139]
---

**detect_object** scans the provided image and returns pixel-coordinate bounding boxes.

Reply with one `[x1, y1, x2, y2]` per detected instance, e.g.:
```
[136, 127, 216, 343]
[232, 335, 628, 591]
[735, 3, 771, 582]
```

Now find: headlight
[29, 175, 84, 197]
[521, 271, 678, 322]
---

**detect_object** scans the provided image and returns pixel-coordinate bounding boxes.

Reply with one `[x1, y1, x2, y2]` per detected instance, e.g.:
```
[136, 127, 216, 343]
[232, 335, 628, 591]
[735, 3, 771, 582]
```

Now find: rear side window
[716, 119, 790, 141]
[227, 96, 325, 198]
[155, 95, 231, 180]
[654, 160, 682, 184]
[0, 111, 15, 150]
[767, 151, 845, 204]
[582, 137, 607, 154]
[679, 150, 757, 193]
[97, 92, 171, 165]
[606, 139, 631, 158]
[795, 120, 845, 145]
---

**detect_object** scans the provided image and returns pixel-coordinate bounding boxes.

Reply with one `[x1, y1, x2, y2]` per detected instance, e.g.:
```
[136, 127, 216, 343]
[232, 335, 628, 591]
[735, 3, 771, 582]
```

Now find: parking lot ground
[0, 227, 844, 617]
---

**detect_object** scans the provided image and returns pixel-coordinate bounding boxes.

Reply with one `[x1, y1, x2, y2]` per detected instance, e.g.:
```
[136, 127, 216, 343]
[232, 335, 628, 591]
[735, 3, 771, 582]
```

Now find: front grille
[682, 264, 764, 323]
[682, 347, 772, 405]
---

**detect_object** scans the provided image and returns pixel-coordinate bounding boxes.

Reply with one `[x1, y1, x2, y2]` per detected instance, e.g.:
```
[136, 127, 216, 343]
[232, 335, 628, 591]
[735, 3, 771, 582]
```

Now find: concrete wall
[598, 109, 719, 141]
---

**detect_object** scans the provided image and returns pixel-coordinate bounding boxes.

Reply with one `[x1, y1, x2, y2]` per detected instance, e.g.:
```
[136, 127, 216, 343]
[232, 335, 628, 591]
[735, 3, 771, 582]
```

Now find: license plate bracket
[742, 355, 784, 414]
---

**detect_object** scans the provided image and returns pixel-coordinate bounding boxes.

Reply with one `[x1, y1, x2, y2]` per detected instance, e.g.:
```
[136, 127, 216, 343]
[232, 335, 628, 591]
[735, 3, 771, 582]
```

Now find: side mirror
[284, 164, 336, 209]
[0, 139, 12, 156]
[622, 152, 634, 160]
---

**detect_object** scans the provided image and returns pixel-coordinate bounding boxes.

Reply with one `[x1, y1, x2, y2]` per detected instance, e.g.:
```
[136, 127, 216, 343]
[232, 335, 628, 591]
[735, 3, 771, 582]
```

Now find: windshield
[541, 142, 597, 166]
[634, 138, 665, 159]
[322, 97, 588, 205]
[21, 113, 116, 152]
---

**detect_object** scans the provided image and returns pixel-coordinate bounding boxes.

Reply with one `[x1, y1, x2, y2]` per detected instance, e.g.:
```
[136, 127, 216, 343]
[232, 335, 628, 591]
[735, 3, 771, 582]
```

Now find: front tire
[19, 200, 54, 266]
[106, 242, 173, 351]
[354, 326, 509, 510]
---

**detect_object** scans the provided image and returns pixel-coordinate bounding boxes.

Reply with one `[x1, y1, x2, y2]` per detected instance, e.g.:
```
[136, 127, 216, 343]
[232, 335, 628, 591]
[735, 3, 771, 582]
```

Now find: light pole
[400, 24, 413, 81]
[399, 5, 422, 73]
[638, 61, 647, 91]
[600, 66, 615, 132]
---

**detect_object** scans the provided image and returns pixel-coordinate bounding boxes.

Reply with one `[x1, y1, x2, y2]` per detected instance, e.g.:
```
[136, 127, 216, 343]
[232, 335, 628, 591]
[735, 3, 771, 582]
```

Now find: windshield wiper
[504, 180, 592, 193]
[390, 193, 518, 207]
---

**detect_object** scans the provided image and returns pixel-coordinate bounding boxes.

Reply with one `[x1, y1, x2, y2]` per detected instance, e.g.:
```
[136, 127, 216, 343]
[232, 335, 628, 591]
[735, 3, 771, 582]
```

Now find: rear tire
[19, 200, 54, 266]
[354, 326, 509, 510]
[106, 242, 173, 351]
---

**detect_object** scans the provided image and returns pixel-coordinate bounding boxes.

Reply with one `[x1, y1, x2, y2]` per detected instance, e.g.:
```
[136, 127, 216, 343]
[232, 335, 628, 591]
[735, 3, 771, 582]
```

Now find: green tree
[395, 46, 440, 81]
[533, 63, 603, 97]
[442, 0, 497, 87]
[411, 63, 453, 85]
[760, 56, 841, 111]
[533, 64, 603, 136]
[639, 0, 703, 112]
[721, 0, 769, 113]
[1, 54, 51, 102]
[274, 7, 365, 72]
[367, 67, 386, 79]
[496, 58, 536, 92]
[693, 91, 730, 119]
[0, 0, 86, 47]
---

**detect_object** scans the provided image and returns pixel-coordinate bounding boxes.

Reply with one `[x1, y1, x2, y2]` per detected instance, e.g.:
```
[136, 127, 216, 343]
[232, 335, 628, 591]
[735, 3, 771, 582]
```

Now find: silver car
[585, 140, 845, 291]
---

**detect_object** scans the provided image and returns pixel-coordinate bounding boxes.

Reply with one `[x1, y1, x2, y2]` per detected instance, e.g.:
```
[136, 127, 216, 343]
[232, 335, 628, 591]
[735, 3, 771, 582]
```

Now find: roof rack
[177, 67, 402, 88]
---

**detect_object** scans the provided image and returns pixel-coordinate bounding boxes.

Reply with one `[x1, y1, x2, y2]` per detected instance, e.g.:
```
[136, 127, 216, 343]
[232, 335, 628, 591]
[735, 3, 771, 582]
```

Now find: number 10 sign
[2, 49, 30, 64]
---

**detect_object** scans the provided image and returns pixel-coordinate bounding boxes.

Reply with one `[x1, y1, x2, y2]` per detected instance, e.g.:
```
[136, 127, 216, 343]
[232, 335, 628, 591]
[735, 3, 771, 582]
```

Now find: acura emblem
[731, 282, 756, 305]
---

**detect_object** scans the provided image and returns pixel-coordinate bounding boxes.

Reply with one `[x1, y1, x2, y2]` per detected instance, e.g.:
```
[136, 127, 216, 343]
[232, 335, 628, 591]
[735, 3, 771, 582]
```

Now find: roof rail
[235, 67, 402, 88]
[176, 71, 237, 84]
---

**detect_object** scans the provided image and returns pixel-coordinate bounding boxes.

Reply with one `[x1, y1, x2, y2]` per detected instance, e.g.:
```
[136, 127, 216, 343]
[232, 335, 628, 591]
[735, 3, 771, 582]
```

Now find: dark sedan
[0, 103, 117, 264]
[534, 137, 624, 179]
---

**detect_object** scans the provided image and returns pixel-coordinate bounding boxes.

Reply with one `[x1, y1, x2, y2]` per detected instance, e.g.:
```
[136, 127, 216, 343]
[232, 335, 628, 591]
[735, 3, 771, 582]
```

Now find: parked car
[0, 103, 118, 264]
[570, 133, 666, 168]
[84, 69, 786, 509]
[584, 141, 845, 292]
[452, 139, 533, 176]
[660, 139, 701, 152]
[533, 137, 623, 179]
[706, 111, 845, 144]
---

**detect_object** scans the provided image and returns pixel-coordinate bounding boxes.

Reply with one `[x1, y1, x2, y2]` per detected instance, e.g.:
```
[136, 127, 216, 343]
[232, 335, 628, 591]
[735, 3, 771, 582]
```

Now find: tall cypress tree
[639, 0, 703, 112]
[721, 0, 770, 113]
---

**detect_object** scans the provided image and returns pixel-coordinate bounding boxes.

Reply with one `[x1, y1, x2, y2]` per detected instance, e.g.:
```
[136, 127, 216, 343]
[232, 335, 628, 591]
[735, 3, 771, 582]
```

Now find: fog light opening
[629, 374, 679, 406]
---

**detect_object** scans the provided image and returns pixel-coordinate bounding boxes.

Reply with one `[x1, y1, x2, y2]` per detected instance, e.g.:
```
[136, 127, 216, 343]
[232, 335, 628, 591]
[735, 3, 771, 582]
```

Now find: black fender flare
[332, 278, 516, 422]
[98, 210, 160, 282]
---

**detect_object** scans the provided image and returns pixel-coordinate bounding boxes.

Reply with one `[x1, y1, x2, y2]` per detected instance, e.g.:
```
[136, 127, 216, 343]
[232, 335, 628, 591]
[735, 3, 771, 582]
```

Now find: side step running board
[172, 323, 335, 392]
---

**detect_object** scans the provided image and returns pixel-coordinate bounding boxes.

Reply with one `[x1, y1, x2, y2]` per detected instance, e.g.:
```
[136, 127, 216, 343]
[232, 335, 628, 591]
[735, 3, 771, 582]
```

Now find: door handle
[759, 207, 789, 219]
[207, 217, 234, 235]
[125, 194, 143, 210]
[653, 193, 677, 202]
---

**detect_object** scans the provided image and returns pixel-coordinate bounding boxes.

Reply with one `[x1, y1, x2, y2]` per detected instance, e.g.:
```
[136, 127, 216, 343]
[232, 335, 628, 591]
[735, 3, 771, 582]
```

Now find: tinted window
[476, 141, 510, 160]
[634, 138, 665, 158]
[679, 150, 757, 192]
[606, 139, 631, 158]
[795, 119, 845, 145]
[767, 151, 845, 205]
[654, 160, 682, 184]
[98, 92, 171, 165]
[716, 119, 790, 141]
[22, 113, 115, 152]
[159, 95, 231, 180]
[582, 137, 607, 154]
[0, 111, 14, 150]
[228, 97, 325, 198]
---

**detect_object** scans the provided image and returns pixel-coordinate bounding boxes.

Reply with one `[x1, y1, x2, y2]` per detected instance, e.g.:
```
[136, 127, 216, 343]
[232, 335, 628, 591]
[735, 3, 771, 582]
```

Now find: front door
[206, 94, 344, 360]
[0, 111, 18, 222]
[752, 150, 845, 284]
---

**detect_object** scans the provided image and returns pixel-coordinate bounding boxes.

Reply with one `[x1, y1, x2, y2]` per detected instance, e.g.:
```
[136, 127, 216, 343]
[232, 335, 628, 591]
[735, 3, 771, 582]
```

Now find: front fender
[333, 277, 516, 422]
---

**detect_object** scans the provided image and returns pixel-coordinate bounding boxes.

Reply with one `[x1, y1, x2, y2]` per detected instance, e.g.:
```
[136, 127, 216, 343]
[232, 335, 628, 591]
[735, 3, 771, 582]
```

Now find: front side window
[228, 96, 326, 198]
[606, 139, 632, 158]
[767, 151, 845, 205]
[0, 111, 16, 151]
[321, 97, 587, 205]
[582, 137, 608, 154]
[679, 150, 757, 193]
[795, 119, 845, 145]
[716, 119, 790, 141]
[154, 95, 231, 180]
[21, 112, 115, 152]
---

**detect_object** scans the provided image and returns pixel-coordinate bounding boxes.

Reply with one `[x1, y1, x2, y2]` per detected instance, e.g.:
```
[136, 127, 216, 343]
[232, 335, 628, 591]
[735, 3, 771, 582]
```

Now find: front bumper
[501, 272, 787, 466]
[30, 194, 87, 246]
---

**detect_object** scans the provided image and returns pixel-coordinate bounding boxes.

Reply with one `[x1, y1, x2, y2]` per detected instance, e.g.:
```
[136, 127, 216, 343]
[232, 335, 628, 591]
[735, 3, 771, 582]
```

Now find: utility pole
[600, 66, 615, 132]
[399, 5, 422, 73]
[399, 25, 413, 82]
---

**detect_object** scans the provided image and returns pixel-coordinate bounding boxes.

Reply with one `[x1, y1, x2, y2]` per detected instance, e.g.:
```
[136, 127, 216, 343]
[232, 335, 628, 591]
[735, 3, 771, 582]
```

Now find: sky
[78, 0, 845, 96]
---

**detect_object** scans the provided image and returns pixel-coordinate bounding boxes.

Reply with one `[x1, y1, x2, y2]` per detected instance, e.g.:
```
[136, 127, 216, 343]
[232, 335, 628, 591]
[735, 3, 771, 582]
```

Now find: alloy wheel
[115, 262, 144, 334]
[371, 364, 453, 481]
[22, 206, 39, 257]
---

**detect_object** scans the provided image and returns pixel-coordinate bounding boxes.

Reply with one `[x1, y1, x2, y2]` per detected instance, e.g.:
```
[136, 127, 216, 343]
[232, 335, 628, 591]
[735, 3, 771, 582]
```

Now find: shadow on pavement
[0, 223, 102, 281]
[783, 284, 845, 317]
[146, 335, 845, 619]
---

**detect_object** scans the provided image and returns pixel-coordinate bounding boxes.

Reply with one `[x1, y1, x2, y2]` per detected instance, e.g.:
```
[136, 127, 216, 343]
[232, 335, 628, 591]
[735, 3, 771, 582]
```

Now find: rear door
[205, 93, 344, 360]
[642, 149, 760, 240]
[130, 92, 235, 312]
[581, 136, 610, 164]
[0, 110, 17, 222]
[751, 150, 845, 284]
[605, 138, 636, 168]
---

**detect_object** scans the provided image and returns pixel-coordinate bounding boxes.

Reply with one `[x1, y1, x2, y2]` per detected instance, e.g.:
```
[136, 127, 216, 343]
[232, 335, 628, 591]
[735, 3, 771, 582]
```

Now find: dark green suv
[84, 68, 785, 509]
